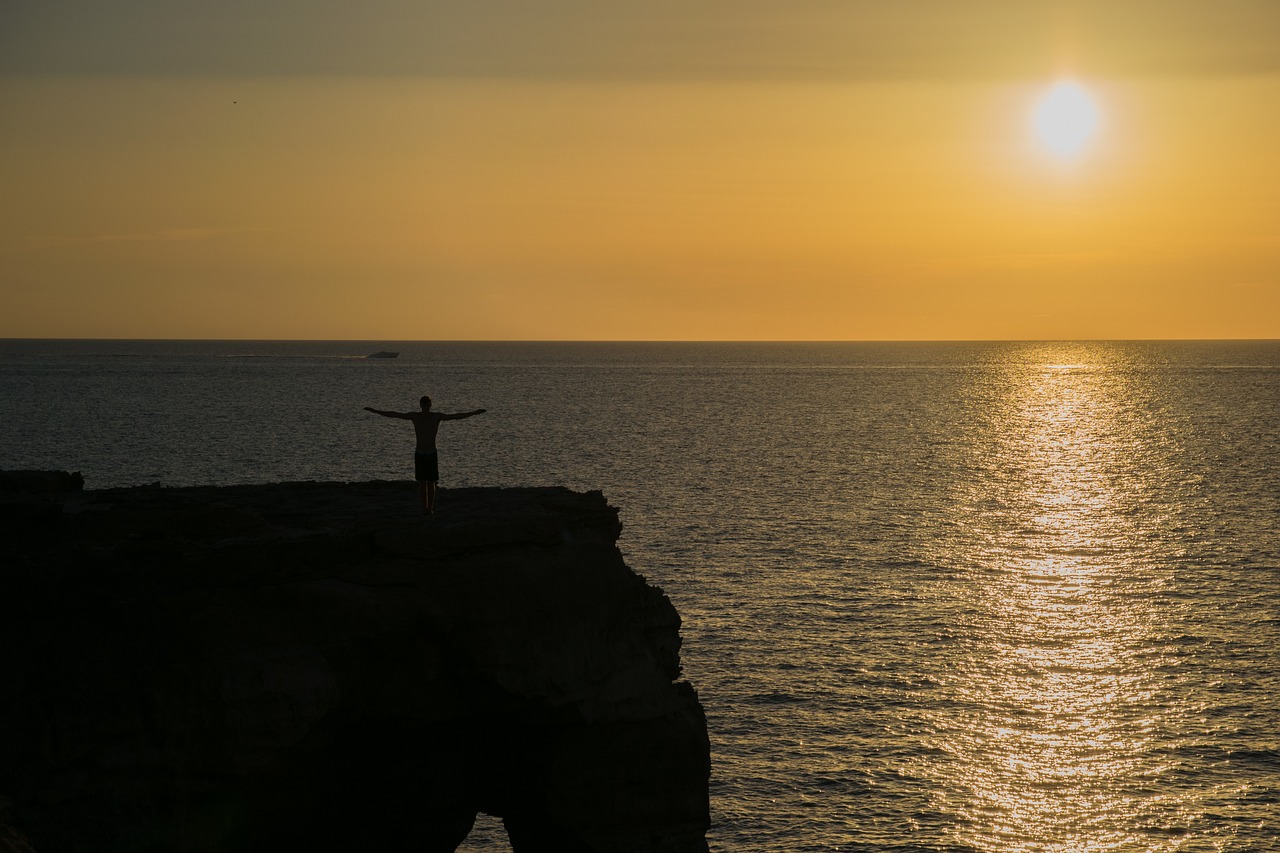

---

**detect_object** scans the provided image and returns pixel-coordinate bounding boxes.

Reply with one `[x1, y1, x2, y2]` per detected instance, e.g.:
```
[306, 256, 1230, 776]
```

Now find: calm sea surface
[2, 339, 1278, 851]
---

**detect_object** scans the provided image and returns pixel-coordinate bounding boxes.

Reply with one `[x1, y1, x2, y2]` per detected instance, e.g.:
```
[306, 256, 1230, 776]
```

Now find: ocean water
[2, 339, 1278, 851]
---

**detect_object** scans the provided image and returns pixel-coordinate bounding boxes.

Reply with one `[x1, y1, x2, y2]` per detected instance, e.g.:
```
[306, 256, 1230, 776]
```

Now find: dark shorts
[414, 450, 439, 482]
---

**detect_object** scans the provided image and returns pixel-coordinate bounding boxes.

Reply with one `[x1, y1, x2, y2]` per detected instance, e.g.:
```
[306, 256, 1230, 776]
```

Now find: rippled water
[2, 339, 1277, 851]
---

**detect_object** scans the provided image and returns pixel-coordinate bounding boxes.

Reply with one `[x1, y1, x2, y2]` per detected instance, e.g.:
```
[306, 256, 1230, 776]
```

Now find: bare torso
[408, 412, 445, 451]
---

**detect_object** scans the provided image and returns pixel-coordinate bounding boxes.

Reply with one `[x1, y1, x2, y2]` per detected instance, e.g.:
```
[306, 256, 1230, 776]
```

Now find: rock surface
[0, 477, 709, 852]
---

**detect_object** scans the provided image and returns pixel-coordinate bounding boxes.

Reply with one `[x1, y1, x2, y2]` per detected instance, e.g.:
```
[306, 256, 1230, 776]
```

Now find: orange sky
[2, 2, 1278, 340]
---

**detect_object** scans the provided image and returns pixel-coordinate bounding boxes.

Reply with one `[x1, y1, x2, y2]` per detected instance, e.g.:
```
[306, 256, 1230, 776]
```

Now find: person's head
[420, 395, 432, 411]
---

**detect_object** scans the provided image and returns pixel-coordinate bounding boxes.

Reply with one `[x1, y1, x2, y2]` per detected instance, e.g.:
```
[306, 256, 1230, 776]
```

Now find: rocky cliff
[0, 477, 710, 852]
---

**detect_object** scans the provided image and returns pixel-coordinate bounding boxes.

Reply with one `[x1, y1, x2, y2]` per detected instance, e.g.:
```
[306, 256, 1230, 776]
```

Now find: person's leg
[424, 452, 440, 514]
[415, 451, 437, 516]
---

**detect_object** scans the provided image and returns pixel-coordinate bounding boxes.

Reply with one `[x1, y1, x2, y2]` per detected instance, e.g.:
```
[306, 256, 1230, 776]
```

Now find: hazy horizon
[4, 335, 1280, 344]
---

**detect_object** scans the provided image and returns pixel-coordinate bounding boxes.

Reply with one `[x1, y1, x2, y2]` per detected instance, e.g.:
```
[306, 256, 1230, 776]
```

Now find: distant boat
[367, 351, 399, 359]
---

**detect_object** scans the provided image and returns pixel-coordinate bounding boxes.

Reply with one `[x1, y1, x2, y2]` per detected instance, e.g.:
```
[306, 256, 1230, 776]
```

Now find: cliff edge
[0, 477, 710, 852]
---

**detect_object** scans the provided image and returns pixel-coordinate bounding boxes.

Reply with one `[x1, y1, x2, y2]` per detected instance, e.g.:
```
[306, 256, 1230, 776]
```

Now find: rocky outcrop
[0, 477, 709, 852]
[0, 470, 83, 494]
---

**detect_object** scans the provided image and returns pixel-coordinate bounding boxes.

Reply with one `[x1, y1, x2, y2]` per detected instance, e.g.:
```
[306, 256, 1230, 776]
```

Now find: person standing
[364, 395, 486, 515]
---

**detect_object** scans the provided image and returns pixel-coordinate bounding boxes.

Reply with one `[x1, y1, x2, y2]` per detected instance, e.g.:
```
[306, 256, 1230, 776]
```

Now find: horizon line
[3, 336, 1279, 345]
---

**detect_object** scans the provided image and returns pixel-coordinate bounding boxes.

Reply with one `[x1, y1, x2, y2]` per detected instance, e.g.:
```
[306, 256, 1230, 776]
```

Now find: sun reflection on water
[928, 346, 1182, 851]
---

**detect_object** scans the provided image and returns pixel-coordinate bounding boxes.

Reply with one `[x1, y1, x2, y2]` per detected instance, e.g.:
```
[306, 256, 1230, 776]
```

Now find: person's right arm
[364, 407, 409, 419]
[441, 409, 487, 420]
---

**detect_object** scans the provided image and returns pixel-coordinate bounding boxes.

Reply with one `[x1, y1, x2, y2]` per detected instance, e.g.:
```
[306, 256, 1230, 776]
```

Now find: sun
[1031, 81, 1101, 158]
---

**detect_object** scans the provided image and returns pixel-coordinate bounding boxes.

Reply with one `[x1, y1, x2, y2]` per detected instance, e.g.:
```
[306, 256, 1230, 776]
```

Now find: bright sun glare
[1032, 81, 1101, 158]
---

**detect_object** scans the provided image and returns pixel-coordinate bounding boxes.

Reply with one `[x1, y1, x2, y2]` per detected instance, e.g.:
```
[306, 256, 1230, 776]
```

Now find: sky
[2, 1, 1279, 340]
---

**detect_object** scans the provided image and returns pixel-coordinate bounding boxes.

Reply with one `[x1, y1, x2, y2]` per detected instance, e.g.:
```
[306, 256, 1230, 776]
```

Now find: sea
[2, 339, 1278, 852]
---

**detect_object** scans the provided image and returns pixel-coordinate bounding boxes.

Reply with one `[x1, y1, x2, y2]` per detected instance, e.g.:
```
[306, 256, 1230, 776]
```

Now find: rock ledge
[0, 478, 710, 852]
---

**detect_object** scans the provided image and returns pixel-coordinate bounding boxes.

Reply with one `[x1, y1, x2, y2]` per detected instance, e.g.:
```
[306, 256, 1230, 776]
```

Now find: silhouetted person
[364, 396, 486, 515]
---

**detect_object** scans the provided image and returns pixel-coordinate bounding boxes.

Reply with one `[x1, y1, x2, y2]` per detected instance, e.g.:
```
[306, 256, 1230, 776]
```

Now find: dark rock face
[0, 470, 83, 494]
[0, 479, 709, 852]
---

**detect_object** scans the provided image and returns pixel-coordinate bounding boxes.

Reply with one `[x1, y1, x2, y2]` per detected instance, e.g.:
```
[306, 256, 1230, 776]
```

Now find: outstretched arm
[364, 407, 410, 419]
[441, 408, 487, 420]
